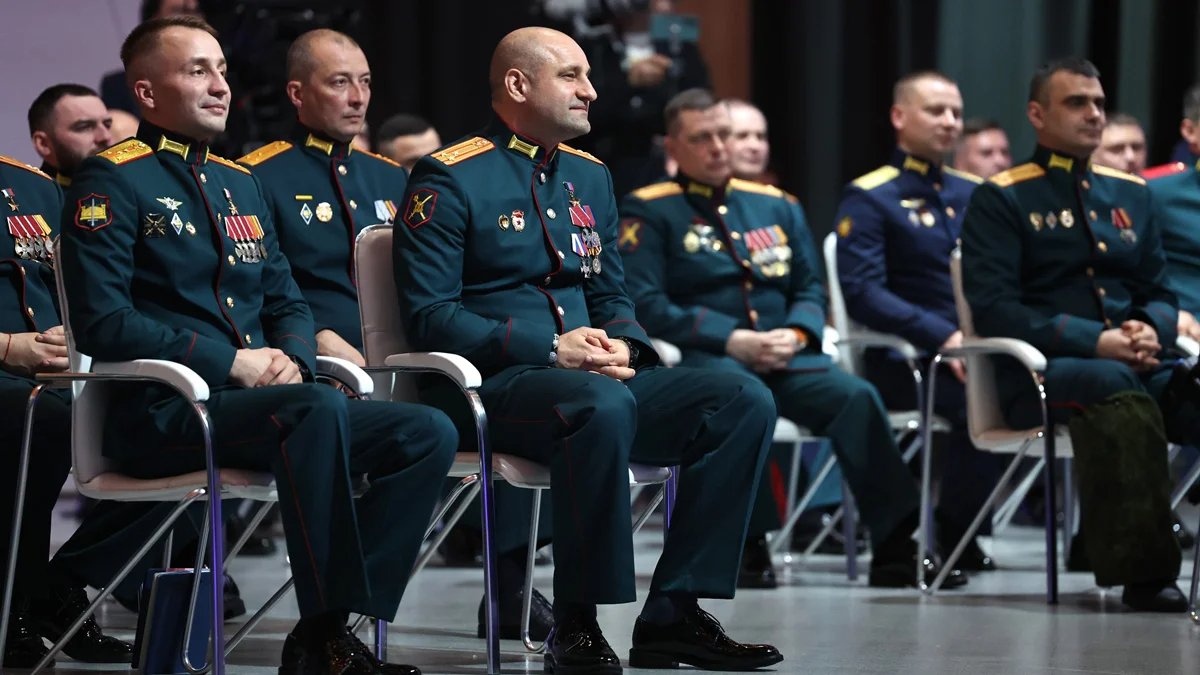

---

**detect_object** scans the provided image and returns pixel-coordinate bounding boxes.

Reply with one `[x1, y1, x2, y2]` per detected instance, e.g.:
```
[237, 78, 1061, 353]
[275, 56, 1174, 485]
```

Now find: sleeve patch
[618, 219, 641, 252]
[75, 193, 112, 231]
[403, 188, 438, 229]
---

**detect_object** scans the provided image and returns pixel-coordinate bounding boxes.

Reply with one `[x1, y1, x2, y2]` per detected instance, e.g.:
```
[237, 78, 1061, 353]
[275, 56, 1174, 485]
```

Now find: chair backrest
[51, 240, 115, 487]
[822, 232, 864, 375]
[949, 248, 1008, 440]
[353, 224, 419, 402]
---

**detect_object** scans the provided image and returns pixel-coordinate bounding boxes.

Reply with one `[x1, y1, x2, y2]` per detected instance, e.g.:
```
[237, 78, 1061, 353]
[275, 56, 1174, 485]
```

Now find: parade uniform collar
[486, 116, 561, 167]
[294, 126, 354, 159]
[674, 172, 731, 206]
[138, 122, 211, 165]
[890, 147, 944, 184]
[41, 163, 70, 187]
[1033, 144, 1090, 175]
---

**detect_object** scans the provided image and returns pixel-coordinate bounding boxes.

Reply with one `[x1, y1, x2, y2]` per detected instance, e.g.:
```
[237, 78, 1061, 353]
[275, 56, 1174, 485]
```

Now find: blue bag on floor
[131, 568, 213, 674]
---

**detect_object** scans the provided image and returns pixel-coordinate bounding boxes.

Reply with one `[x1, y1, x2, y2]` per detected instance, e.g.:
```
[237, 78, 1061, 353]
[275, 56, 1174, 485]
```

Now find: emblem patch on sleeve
[75, 193, 112, 231]
[618, 219, 641, 252]
[404, 189, 437, 229]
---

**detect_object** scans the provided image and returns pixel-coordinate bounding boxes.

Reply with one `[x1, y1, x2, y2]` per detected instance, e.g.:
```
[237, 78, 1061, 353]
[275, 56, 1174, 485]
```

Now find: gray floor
[39, 501, 1200, 674]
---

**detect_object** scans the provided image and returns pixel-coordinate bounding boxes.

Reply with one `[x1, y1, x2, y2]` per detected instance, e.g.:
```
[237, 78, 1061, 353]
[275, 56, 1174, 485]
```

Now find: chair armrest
[941, 337, 1047, 372]
[382, 352, 482, 389]
[836, 330, 920, 360]
[89, 359, 211, 401]
[1177, 335, 1200, 358]
[650, 338, 682, 367]
[316, 356, 374, 396]
[821, 326, 840, 359]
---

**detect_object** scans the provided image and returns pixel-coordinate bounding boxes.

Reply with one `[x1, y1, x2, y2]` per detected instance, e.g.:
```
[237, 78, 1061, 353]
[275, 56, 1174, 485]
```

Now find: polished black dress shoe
[1121, 581, 1188, 612]
[544, 614, 621, 674]
[870, 553, 968, 589]
[5, 600, 53, 668]
[477, 587, 553, 640]
[736, 537, 778, 589]
[279, 626, 420, 675]
[629, 606, 783, 670]
[32, 585, 132, 663]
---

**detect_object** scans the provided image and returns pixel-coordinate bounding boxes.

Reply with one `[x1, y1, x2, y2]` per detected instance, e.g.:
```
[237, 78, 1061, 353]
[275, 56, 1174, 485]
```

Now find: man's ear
[505, 68, 529, 103]
[132, 79, 155, 111]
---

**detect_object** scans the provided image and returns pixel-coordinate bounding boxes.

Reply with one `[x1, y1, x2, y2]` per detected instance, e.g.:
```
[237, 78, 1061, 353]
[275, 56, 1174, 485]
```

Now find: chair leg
[521, 489, 545, 653]
[780, 440, 806, 553]
[410, 481, 481, 577]
[992, 458, 1045, 535]
[426, 475, 481, 540]
[224, 500, 274, 565]
[1171, 455, 1200, 510]
[841, 481, 858, 580]
[926, 442, 1033, 594]
[664, 468, 679, 535]
[1061, 458, 1075, 566]
[1042, 427, 1059, 605]
[1189, 509, 1200, 623]
[225, 578, 295, 656]
[33, 492, 204, 671]
[769, 455, 837, 556]
[465, 390, 501, 675]
[632, 484, 667, 535]
[0, 384, 45, 668]
[374, 619, 388, 663]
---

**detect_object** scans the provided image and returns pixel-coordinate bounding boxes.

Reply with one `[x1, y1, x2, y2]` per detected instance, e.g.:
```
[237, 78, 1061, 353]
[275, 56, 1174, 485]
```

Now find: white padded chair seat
[77, 468, 276, 501]
[972, 426, 1074, 457]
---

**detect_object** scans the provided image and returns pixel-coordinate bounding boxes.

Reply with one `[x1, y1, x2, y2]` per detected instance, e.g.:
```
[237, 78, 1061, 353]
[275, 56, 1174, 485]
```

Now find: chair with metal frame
[353, 223, 672, 660]
[0, 242, 376, 673]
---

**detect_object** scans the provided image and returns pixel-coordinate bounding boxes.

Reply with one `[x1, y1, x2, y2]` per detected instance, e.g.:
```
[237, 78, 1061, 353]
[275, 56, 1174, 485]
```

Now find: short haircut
[1105, 112, 1141, 129]
[28, 83, 99, 135]
[1028, 56, 1100, 104]
[664, 88, 719, 135]
[1183, 84, 1200, 123]
[893, 70, 956, 104]
[286, 29, 362, 82]
[377, 114, 433, 146]
[961, 117, 1003, 139]
[120, 15, 218, 74]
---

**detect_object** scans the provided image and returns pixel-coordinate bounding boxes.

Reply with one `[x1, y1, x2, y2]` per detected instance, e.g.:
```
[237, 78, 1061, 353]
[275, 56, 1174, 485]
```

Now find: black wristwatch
[617, 337, 641, 370]
[290, 355, 314, 383]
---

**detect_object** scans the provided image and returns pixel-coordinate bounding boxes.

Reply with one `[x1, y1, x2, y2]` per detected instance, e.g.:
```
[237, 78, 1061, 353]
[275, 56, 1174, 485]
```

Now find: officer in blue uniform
[395, 27, 782, 674]
[61, 17, 457, 673]
[242, 27, 554, 641]
[0, 155, 133, 668]
[620, 89, 964, 592]
[835, 71, 1001, 570]
[961, 57, 1187, 611]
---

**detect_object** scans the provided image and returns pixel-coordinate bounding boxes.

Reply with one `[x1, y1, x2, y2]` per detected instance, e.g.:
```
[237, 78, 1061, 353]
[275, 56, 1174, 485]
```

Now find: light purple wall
[1, 1, 141, 165]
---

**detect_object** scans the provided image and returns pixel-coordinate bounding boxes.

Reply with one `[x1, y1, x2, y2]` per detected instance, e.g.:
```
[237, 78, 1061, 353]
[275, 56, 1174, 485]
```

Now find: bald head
[489, 27, 572, 101]
[287, 29, 362, 82]
[487, 27, 596, 146]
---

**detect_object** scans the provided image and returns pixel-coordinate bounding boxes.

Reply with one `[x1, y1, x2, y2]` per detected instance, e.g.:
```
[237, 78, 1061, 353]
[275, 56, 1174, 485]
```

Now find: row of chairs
[0, 229, 673, 674]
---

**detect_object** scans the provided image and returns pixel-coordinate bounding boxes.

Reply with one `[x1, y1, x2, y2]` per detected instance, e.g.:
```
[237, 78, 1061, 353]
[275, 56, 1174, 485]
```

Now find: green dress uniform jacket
[1147, 161, 1200, 314]
[60, 122, 456, 620]
[240, 128, 407, 350]
[619, 175, 918, 548]
[396, 116, 776, 603]
[961, 145, 1182, 585]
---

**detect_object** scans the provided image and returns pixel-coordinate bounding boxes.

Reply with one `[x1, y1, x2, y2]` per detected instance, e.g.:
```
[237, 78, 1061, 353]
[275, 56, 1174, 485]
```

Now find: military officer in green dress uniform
[61, 16, 457, 673]
[395, 27, 782, 674]
[28, 83, 114, 189]
[0, 154, 133, 668]
[242, 27, 555, 641]
[961, 57, 1187, 611]
[1148, 160, 1200, 342]
[620, 88, 965, 592]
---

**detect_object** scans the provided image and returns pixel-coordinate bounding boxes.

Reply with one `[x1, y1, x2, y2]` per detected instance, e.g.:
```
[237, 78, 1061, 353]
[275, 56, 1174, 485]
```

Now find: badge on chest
[7, 214, 53, 264]
[745, 225, 792, 277]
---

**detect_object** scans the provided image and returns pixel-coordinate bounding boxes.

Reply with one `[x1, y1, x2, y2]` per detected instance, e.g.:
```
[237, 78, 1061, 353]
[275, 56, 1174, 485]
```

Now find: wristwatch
[549, 333, 560, 366]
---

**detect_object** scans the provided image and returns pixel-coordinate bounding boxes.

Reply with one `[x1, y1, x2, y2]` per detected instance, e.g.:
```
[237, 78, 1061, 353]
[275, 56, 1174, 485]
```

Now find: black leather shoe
[544, 614, 621, 674]
[278, 626, 420, 675]
[32, 585, 132, 663]
[629, 605, 783, 670]
[5, 598, 52, 668]
[1122, 581, 1188, 612]
[477, 587, 553, 640]
[870, 553, 968, 589]
[224, 574, 248, 622]
[737, 537, 778, 589]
